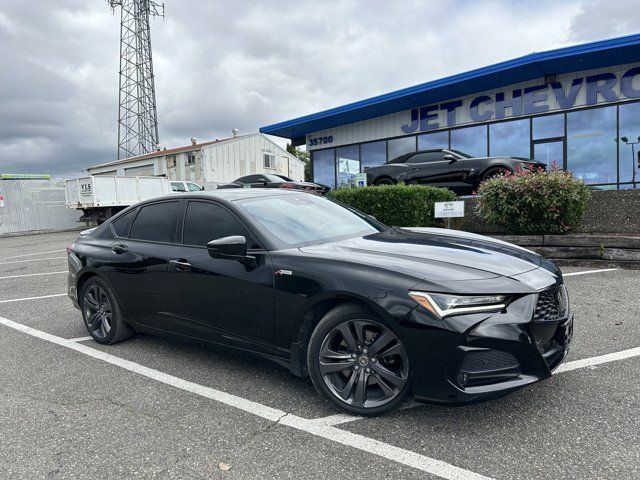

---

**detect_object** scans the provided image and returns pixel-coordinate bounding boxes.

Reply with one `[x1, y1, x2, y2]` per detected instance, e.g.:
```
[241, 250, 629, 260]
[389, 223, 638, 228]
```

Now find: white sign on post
[434, 201, 465, 218]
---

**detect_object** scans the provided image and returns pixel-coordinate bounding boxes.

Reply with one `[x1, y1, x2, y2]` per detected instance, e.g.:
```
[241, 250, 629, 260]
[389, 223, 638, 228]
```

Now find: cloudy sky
[0, 0, 638, 178]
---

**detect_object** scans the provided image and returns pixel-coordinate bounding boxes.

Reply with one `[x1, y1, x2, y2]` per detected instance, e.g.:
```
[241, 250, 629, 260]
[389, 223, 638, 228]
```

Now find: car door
[105, 200, 180, 327]
[165, 199, 275, 345]
[405, 151, 451, 185]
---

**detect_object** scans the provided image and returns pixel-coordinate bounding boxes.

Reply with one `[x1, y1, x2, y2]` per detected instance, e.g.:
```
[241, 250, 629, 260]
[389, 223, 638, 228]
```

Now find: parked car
[366, 148, 545, 194]
[170, 180, 204, 192]
[217, 174, 329, 195]
[67, 189, 572, 416]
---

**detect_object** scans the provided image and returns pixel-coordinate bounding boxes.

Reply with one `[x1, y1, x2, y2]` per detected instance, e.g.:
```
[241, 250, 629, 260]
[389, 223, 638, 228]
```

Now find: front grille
[533, 285, 568, 322]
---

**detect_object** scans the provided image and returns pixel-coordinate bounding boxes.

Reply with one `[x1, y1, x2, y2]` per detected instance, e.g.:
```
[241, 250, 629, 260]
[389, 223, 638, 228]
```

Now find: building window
[567, 106, 617, 185]
[263, 152, 276, 169]
[336, 145, 360, 188]
[186, 153, 196, 166]
[418, 131, 448, 150]
[490, 119, 530, 158]
[450, 125, 487, 157]
[167, 155, 176, 168]
[312, 149, 336, 188]
[360, 141, 386, 171]
[618, 102, 640, 186]
[387, 136, 416, 161]
[533, 113, 564, 140]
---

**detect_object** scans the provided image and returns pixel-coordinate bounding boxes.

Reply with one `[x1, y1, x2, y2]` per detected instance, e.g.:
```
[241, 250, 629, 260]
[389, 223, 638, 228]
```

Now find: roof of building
[87, 132, 301, 170]
[260, 33, 640, 142]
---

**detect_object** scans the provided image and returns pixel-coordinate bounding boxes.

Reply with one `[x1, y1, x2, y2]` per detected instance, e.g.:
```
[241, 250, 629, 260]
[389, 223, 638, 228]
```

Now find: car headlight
[408, 291, 506, 319]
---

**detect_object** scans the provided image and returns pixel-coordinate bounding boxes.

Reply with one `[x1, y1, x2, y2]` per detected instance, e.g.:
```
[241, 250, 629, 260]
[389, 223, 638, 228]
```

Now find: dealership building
[261, 34, 640, 190]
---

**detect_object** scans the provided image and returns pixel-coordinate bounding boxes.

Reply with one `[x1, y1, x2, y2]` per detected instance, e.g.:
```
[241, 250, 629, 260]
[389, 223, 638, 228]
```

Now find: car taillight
[280, 183, 295, 189]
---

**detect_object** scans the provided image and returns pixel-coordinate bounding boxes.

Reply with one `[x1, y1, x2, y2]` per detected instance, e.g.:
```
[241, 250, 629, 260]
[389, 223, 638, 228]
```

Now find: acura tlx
[67, 189, 573, 415]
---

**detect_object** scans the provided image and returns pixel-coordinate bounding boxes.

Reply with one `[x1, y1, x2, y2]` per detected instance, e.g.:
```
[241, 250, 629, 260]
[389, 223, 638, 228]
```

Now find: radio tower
[108, 0, 164, 159]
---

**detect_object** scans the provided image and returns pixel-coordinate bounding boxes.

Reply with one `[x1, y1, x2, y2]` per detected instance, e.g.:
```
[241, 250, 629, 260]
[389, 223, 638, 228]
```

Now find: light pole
[620, 136, 640, 185]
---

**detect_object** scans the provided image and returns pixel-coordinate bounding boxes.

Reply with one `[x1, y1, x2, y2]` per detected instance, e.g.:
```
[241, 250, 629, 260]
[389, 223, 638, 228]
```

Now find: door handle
[169, 258, 192, 271]
[111, 244, 128, 254]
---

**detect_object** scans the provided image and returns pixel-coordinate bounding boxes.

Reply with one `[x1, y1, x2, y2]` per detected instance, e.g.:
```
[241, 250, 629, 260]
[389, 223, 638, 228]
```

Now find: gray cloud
[0, 0, 638, 178]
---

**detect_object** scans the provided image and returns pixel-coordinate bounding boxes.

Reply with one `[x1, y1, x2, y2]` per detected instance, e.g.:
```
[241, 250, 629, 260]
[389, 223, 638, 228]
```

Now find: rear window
[129, 201, 178, 243]
[111, 209, 136, 238]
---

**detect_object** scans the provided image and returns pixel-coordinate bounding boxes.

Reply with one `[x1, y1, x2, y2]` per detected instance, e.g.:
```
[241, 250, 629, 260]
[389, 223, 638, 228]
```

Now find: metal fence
[0, 180, 81, 235]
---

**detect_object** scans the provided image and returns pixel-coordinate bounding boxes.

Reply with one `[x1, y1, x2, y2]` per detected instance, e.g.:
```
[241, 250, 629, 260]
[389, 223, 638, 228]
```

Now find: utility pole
[108, 0, 164, 159]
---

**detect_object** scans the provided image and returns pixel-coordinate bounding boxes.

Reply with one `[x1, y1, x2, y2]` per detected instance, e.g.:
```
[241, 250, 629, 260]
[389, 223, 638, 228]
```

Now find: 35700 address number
[308, 136, 333, 146]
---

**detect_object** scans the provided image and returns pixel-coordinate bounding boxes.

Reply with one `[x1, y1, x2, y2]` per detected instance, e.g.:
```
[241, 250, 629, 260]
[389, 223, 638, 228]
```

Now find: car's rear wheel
[81, 277, 133, 344]
[374, 177, 396, 186]
[307, 304, 410, 416]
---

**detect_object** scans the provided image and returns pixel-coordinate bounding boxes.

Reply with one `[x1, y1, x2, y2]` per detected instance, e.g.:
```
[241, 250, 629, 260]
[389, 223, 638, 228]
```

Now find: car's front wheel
[80, 277, 134, 345]
[307, 304, 411, 416]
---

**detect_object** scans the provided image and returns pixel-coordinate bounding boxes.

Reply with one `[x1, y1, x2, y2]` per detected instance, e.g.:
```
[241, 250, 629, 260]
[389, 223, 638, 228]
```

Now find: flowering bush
[476, 166, 591, 234]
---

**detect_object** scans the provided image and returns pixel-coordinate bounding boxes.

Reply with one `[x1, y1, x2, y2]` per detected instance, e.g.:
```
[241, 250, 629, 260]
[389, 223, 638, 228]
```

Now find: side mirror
[207, 235, 247, 259]
[444, 154, 457, 163]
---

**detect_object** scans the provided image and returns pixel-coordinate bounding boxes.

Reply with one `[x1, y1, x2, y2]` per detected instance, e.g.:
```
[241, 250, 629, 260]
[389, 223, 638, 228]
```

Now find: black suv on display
[366, 149, 545, 194]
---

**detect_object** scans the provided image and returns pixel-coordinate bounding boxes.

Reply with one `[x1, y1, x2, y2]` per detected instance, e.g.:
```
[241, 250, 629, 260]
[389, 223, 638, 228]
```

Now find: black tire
[374, 177, 396, 186]
[80, 277, 134, 345]
[307, 303, 411, 416]
[481, 167, 511, 181]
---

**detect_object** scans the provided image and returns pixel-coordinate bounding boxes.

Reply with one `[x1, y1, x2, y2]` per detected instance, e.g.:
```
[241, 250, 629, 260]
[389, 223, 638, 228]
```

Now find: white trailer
[65, 175, 172, 223]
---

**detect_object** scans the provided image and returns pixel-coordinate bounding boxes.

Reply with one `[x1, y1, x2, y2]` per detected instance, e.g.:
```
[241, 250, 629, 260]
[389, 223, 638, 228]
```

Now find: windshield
[236, 193, 384, 248]
[264, 174, 288, 182]
[448, 149, 474, 158]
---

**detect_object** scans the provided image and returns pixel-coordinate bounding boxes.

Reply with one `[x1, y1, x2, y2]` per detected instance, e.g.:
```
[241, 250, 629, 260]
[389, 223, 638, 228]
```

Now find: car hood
[299, 228, 557, 291]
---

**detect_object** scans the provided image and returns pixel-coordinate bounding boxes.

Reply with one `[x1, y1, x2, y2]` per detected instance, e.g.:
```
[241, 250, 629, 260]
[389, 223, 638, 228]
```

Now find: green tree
[286, 143, 311, 181]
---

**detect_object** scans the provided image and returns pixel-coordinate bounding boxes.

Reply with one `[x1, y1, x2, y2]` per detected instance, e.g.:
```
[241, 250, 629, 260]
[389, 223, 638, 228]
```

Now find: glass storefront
[360, 141, 386, 171]
[618, 102, 640, 186]
[311, 101, 640, 189]
[418, 131, 448, 150]
[567, 106, 617, 185]
[387, 136, 416, 160]
[336, 145, 360, 188]
[450, 125, 487, 157]
[490, 119, 530, 158]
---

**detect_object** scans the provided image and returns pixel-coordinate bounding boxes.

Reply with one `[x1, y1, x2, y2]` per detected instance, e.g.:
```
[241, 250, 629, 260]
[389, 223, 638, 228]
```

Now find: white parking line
[554, 347, 640, 373]
[0, 271, 66, 280]
[0, 249, 65, 260]
[0, 315, 492, 480]
[0, 257, 67, 265]
[0, 293, 67, 304]
[564, 268, 619, 277]
[67, 336, 93, 343]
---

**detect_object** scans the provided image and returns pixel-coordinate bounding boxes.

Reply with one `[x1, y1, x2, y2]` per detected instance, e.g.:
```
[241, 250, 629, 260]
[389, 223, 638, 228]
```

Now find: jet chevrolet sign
[401, 66, 640, 133]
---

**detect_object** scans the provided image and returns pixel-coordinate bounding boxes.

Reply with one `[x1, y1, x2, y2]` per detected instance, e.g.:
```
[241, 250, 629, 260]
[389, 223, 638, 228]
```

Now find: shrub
[328, 184, 456, 227]
[476, 167, 591, 234]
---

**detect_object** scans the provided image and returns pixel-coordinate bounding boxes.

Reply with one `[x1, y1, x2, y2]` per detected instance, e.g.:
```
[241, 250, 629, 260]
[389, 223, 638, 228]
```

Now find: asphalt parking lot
[1, 231, 639, 480]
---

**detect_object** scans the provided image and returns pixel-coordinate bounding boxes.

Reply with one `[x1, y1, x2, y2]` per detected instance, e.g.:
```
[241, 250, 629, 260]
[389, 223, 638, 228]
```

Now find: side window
[425, 151, 446, 162]
[407, 153, 428, 163]
[111, 209, 137, 238]
[129, 202, 178, 243]
[187, 182, 201, 191]
[171, 182, 185, 192]
[183, 201, 256, 247]
[240, 175, 259, 184]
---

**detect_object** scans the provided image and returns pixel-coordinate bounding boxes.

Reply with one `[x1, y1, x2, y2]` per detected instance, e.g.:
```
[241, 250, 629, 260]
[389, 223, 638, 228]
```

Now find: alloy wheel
[83, 284, 113, 340]
[318, 319, 409, 409]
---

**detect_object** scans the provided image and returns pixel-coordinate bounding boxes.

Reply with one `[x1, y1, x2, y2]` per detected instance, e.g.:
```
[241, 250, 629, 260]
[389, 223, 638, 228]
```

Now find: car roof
[140, 188, 304, 206]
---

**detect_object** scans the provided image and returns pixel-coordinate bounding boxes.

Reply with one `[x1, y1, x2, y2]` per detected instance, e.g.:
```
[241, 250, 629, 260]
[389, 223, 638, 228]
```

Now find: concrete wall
[459, 189, 640, 235]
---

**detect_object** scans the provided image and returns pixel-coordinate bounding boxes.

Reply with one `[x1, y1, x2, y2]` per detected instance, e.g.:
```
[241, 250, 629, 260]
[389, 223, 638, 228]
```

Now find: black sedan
[217, 174, 330, 195]
[366, 148, 545, 194]
[67, 189, 572, 415]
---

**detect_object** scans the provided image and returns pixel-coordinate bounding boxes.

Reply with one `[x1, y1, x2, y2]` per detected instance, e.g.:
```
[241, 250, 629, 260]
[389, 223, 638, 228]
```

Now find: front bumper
[400, 289, 573, 404]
